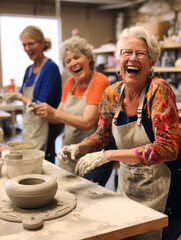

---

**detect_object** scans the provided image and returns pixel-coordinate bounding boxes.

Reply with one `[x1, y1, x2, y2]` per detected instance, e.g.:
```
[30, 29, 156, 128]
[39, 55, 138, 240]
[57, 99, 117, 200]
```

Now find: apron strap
[137, 85, 146, 126]
[24, 56, 46, 88]
[114, 82, 147, 126]
[70, 71, 95, 96]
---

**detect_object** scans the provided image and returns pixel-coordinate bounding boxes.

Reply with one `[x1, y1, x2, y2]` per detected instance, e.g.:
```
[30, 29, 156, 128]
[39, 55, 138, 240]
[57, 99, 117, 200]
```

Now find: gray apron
[22, 59, 48, 152]
[112, 84, 171, 240]
[59, 73, 97, 172]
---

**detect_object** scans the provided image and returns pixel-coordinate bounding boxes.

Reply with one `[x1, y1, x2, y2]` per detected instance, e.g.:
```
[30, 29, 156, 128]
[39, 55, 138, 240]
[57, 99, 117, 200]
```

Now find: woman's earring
[147, 68, 154, 79]
[116, 69, 121, 76]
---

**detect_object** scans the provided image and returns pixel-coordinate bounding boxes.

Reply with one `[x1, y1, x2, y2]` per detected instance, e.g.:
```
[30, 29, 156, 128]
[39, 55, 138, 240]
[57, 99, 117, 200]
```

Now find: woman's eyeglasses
[120, 49, 149, 60]
[22, 41, 40, 48]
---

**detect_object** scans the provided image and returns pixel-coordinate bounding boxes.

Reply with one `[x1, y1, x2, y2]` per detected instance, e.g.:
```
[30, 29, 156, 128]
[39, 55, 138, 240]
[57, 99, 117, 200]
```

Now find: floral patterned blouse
[83, 77, 180, 166]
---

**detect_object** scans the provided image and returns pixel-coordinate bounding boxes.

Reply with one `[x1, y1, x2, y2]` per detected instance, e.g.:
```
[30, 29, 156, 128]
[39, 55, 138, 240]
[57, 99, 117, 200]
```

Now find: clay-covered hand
[75, 150, 109, 176]
[3, 90, 22, 103]
[57, 144, 79, 163]
[26, 102, 36, 113]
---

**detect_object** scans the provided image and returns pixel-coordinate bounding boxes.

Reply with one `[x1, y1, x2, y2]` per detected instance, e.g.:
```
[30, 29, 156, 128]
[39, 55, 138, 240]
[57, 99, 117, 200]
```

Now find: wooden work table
[0, 160, 168, 240]
[0, 101, 23, 136]
[0, 110, 11, 121]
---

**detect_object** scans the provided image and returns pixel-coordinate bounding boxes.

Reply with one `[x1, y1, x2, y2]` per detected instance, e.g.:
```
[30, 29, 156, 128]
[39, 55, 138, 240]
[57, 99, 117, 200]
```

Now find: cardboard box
[141, 21, 171, 41]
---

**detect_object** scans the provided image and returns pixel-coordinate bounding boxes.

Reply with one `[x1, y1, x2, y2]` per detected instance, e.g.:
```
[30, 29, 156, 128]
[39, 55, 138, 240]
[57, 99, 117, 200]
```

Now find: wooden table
[0, 110, 11, 121]
[0, 101, 23, 136]
[0, 160, 168, 240]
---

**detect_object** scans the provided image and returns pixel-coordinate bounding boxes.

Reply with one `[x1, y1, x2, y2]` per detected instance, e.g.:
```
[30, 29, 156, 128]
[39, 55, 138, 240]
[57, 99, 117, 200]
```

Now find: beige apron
[22, 59, 48, 152]
[59, 73, 97, 172]
[112, 84, 171, 240]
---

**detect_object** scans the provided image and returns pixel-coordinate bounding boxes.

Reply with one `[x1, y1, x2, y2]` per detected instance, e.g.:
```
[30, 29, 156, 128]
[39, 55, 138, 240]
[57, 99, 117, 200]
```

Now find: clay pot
[5, 174, 58, 208]
[5, 149, 44, 178]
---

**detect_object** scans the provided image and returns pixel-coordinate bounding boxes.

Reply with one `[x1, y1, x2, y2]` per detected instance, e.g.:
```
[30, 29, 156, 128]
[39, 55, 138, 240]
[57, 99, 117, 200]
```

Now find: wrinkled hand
[26, 102, 36, 113]
[57, 144, 79, 163]
[75, 150, 109, 176]
[3, 90, 22, 103]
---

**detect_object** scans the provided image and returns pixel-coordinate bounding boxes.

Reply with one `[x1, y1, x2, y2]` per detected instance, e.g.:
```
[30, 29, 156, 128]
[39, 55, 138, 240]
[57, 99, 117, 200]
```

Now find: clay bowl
[6, 141, 35, 151]
[4, 149, 45, 178]
[5, 174, 58, 209]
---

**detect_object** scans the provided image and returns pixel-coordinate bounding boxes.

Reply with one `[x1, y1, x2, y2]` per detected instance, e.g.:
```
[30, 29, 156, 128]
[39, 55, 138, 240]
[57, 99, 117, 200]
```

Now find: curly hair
[116, 25, 160, 65]
[60, 37, 95, 70]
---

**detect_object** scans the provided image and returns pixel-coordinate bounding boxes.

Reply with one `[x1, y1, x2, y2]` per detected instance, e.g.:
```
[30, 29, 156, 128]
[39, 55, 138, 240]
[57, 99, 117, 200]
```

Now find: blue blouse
[20, 58, 62, 109]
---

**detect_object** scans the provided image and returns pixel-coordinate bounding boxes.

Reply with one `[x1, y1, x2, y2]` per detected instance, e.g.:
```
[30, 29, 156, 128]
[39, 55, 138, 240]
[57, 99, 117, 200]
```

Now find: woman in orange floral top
[58, 26, 181, 240]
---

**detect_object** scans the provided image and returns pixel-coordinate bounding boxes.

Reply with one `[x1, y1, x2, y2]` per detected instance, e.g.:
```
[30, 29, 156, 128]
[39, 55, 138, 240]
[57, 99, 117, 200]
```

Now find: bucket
[5, 149, 45, 178]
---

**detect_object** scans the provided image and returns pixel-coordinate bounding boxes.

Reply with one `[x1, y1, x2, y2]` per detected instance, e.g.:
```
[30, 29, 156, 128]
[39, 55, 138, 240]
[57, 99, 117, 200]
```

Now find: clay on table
[5, 174, 58, 208]
[0, 190, 77, 230]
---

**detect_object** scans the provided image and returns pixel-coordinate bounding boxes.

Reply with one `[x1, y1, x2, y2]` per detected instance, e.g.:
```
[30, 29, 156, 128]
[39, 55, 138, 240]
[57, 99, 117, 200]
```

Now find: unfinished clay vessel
[5, 149, 44, 178]
[5, 174, 58, 208]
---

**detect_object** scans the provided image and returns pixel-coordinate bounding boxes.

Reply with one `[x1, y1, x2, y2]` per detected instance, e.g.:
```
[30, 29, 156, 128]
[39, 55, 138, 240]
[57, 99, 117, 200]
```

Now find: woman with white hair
[58, 26, 181, 239]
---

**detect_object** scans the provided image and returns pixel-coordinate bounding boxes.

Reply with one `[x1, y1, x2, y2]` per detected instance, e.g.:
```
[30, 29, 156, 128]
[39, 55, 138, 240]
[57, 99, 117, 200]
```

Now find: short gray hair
[60, 37, 95, 70]
[116, 25, 160, 65]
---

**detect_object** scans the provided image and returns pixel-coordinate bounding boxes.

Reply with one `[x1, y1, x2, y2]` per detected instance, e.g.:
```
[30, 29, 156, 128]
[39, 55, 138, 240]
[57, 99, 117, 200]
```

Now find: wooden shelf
[154, 67, 181, 73]
[93, 47, 116, 54]
[100, 67, 181, 73]
[94, 43, 181, 74]
[159, 43, 181, 49]
[103, 67, 116, 73]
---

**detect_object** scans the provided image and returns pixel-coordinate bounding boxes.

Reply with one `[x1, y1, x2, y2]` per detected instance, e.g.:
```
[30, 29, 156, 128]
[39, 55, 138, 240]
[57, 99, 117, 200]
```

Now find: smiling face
[118, 36, 153, 88]
[21, 36, 45, 62]
[65, 50, 92, 84]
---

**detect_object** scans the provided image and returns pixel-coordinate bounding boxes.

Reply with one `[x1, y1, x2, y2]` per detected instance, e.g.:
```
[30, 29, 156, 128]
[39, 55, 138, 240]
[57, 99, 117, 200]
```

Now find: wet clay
[0, 189, 76, 229]
[5, 174, 58, 208]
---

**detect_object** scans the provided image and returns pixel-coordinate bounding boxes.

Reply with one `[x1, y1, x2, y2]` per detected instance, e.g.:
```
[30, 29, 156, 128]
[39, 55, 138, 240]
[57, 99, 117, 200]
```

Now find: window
[0, 14, 61, 88]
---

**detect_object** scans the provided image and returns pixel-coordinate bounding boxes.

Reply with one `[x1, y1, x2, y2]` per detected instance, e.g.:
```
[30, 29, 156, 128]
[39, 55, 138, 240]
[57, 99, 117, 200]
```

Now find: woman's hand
[34, 101, 56, 120]
[3, 90, 22, 103]
[75, 150, 109, 176]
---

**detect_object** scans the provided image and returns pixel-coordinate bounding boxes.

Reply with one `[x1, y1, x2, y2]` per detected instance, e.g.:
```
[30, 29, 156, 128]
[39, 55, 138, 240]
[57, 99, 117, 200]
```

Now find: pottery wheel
[0, 190, 76, 229]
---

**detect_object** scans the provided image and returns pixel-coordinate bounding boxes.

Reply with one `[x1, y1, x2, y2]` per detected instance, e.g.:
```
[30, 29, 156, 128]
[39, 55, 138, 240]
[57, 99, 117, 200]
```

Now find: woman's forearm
[54, 110, 98, 130]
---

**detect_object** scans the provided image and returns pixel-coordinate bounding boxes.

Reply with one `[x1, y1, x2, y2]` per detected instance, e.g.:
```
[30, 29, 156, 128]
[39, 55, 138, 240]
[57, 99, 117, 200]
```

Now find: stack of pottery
[4, 150, 45, 178]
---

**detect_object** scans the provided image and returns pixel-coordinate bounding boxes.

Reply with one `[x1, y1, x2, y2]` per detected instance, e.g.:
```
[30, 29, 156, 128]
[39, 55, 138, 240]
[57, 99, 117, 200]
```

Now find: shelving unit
[93, 46, 118, 84]
[93, 43, 181, 84]
[155, 43, 181, 86]
[155, 67, 181, 72]
[93, 47, 116, 54]
[159, 43, 181, 49]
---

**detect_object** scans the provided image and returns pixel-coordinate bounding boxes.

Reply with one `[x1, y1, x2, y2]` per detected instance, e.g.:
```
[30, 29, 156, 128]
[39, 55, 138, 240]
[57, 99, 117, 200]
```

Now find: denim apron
[60, 73, 97, 172]
[22, 58, 48, 152]
[112, 84, 171, 240]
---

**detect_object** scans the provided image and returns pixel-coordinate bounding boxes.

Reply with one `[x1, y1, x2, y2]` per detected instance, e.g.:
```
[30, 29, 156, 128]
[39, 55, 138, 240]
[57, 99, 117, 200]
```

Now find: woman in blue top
[3, 25, 62, 163]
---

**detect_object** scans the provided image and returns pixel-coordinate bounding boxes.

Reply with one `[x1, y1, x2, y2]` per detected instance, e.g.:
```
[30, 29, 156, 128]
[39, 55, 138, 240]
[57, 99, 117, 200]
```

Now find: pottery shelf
[154, 67, 181, 73]
[93, 43, 181, 76]
[159, 43, 181, 49]
[93, 47, 116, 54]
